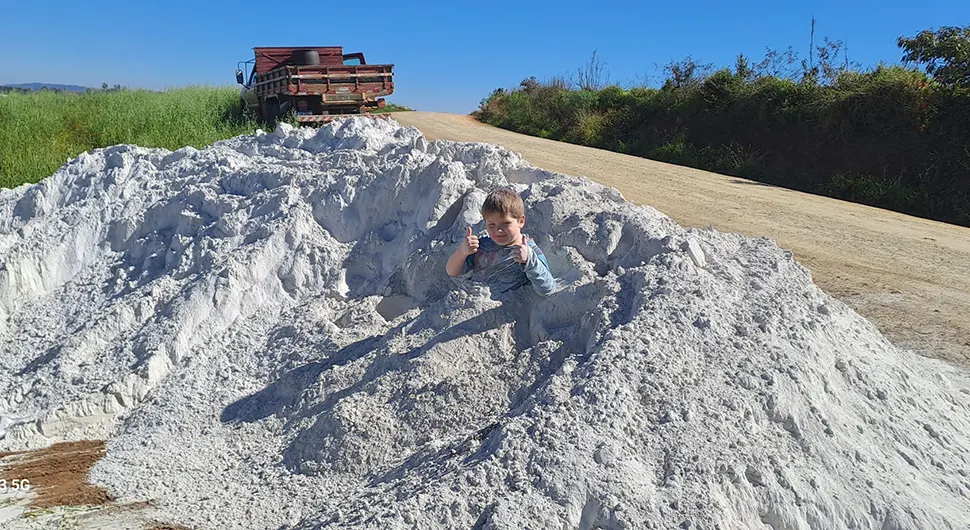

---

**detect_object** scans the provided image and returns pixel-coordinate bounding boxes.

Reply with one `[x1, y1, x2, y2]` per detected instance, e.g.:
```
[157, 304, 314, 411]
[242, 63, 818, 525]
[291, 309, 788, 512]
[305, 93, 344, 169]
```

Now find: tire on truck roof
[291, 49, 320, 66]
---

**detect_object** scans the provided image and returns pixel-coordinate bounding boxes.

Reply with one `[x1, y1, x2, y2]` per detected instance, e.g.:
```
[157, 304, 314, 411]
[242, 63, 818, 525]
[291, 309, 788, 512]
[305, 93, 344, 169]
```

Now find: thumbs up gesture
[511, 235, 531, 264]
[460, 226, 480, 256]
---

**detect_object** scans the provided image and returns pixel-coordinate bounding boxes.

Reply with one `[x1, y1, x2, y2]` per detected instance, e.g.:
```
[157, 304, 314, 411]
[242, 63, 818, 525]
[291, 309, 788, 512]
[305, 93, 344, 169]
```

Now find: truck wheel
[240, 98, 261, 122]
[261, 99, 280, 125]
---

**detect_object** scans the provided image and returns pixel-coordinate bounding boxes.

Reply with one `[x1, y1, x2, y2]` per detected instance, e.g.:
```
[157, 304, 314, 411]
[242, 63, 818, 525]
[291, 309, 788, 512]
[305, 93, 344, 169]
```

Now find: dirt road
[393, 112, 970, 365]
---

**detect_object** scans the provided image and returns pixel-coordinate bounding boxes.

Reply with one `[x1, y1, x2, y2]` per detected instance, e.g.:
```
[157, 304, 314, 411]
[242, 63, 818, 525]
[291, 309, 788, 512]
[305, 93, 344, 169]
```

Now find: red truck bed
[254, 47, 345, 74]
[252, 47, 394, 102]
[253, 64, 394, 100]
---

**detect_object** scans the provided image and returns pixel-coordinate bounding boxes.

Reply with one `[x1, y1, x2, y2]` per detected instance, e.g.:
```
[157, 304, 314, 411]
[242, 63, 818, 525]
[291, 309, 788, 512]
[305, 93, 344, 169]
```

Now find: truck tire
[291, 50, 320, 66]
[261, 98, 280, 125]
[241, 98, 262, 121]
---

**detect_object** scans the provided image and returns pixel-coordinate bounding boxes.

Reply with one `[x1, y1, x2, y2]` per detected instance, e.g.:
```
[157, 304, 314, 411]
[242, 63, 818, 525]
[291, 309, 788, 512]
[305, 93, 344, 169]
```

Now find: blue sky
[1, 0, 967, 114]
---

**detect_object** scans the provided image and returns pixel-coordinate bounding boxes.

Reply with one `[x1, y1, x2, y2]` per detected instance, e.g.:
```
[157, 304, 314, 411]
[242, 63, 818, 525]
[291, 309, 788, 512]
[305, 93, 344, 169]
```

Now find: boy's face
[483, 211, 525, 246]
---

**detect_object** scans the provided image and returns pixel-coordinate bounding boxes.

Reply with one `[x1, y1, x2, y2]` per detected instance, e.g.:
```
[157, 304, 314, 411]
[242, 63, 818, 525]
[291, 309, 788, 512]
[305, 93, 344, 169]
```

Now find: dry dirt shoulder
[0, 441, 182, 529]
[393, 111, 970, 365]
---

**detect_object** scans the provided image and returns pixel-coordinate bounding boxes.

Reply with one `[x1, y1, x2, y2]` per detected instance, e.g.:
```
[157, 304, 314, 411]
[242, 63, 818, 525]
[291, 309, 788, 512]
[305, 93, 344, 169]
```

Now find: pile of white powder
[1, 118, 968, 529]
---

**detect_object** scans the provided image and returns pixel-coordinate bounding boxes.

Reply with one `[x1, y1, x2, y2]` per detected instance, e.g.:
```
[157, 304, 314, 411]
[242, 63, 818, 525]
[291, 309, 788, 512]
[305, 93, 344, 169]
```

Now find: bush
[475, 63, 970, 227]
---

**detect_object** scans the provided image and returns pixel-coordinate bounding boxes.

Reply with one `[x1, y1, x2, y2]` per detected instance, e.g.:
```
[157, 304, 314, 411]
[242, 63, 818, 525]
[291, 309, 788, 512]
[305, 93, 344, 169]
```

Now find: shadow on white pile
[0, 119, 968, 529]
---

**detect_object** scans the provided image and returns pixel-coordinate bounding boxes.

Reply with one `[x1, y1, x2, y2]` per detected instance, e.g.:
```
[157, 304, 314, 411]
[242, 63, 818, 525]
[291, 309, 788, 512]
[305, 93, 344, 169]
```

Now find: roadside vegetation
[474, 23, 970, 228]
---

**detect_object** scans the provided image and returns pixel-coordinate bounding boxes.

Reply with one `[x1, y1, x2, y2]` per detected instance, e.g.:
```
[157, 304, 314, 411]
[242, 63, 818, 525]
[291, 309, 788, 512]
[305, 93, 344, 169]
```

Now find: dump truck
[236, 47, 394, 124]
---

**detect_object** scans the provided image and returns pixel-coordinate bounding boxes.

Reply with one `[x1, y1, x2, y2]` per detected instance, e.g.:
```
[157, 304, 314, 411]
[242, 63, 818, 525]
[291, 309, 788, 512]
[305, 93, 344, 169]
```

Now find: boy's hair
[481, 188, 525, 218]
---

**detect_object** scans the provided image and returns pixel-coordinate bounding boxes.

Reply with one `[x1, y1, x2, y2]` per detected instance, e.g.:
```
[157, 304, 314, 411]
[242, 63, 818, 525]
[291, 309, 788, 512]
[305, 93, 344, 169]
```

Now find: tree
[800, 36, 860, 85]
[754, 46, 800, 79]
[897, 24, 970, 87]
[478, 87, 505, 112]
[662, 56, 713, 89]
[735, 53, 754, 81]
[576, 50, 609, 91]
[520, 76, 539, 94]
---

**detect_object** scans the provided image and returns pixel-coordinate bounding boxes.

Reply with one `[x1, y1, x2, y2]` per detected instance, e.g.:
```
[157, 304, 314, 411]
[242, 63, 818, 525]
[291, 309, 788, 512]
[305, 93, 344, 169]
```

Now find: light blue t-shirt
[462, 235, 557, 296]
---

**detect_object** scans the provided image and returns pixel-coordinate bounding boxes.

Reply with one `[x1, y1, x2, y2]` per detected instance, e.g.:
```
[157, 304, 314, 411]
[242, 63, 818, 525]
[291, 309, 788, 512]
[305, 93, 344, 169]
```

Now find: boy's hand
[511, 235, 531, 264]
[459, 226, 479, 256]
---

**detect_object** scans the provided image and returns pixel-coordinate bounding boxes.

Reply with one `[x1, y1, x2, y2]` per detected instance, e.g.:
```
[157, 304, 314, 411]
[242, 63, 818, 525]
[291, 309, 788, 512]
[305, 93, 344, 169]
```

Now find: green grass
[0, 86, 257, 189]
[0, 89, 415, 189]
[370, 103, 413, 114]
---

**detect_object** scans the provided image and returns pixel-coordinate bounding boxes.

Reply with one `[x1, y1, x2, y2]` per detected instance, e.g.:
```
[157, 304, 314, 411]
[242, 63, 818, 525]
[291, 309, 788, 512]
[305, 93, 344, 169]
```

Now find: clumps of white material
[0, 415, 31, 441]
[1, 118, 969, 529]
[681, 238, 706, 268]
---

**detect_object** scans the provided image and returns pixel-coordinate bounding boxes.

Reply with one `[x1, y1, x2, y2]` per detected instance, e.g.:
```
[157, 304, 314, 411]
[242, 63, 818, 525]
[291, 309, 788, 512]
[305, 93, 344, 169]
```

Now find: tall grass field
[0, 88, 414, 189]
[0, 87, 257, 189]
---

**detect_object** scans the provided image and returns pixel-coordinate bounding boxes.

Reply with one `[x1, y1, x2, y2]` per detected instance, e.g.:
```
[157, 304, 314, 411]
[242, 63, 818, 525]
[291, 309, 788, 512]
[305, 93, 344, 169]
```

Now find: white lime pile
[1, 119, 968, 529]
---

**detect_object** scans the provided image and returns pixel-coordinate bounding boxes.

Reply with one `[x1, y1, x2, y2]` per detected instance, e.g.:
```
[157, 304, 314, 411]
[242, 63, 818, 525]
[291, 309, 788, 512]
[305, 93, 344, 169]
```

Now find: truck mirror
[235, 70, 244, 85]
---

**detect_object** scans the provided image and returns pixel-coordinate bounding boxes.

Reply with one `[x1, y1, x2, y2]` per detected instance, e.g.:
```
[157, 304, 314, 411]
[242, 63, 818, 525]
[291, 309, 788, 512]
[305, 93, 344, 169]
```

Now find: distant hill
[1, 83, 90, 93]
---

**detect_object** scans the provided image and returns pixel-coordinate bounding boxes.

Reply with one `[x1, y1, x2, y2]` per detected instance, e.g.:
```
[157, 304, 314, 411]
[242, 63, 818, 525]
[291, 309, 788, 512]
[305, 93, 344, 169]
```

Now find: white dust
[1, 118, 968, 529]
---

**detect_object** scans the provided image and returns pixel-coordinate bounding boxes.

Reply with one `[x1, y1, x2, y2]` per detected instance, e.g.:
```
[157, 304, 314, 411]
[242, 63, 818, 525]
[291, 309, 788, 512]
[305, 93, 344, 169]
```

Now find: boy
[446, 188, 557, 296]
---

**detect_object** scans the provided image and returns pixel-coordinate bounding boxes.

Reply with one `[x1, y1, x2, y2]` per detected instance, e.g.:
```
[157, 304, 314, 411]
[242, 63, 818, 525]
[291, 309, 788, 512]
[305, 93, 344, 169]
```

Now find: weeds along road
[392, 111, 970, 366]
